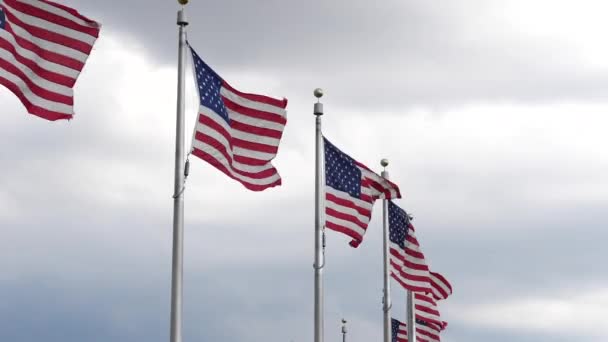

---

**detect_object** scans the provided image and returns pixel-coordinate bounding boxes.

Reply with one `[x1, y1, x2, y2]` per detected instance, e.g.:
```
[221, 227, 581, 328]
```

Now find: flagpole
[407, 291, 416, 342]
[380, 159, 392, 342]
[170, 2, 188, 342]
[313, 88, 325, 342]
[341, 319, 347, 342]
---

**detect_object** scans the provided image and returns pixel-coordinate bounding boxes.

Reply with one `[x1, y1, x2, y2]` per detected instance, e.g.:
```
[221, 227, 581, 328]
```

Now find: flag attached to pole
[188, 45, 287, 191]
[414, 292, 447, 331]
[391, 318, 408, 342]
[429, 271, 452, 301]
[388, 201, 432, 293]
[392, 318, 442, 342]
[323, 137, 401, 247]
[0, 0, 100, 121]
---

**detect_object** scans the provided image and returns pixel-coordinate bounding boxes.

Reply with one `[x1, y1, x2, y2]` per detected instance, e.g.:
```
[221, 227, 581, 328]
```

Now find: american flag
[0, 0, 100, 121]
[388, 201, 432, 293]
[392, 318, 442, 342]
[391, 318, 408, 342]
[429, 271, 452, 301]
[415, 318, 442, 342]
[414, 292, 447, 331]
[323, 137, 401, 247]
[188, 46, 287, 191]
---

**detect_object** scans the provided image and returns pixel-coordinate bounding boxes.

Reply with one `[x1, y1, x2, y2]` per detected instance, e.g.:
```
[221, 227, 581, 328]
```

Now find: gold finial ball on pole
[177, 0, 189, 5]
[380, 158, 389, 167]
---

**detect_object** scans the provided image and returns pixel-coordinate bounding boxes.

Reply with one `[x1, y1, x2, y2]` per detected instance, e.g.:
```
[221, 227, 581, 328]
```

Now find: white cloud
[456, 287, 608, 338]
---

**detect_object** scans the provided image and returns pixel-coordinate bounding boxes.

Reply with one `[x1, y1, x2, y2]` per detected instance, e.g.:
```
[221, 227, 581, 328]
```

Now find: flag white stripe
[231, 123, 281, 147]
[229, 111, 285, 132]
[3, 2, 96, 46]
[17, 0, 100, 29]
[191, 139, 280, 186]
[0, 30, 78, 78]
[221, 86, 287, 117]
[0, 47, 71, 95]
[325, 195, 370, 226]
[326, 187, 373, 211]
[196, 109, 280, 162]
[392, 271, 432, 289]
[325, 214, 366, 237]
[8, 18, 88, 62]
[0, 68, 71, 113]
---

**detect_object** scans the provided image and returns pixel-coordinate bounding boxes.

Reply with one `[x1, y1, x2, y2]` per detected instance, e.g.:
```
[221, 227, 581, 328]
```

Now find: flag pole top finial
[313, 88, 324, 115]
[314, 88, 324, 100]
[381, 158, 389, 168]
[178, 0, 189, 5]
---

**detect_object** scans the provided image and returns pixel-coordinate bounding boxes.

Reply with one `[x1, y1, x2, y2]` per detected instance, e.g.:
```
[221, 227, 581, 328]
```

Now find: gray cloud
[72, 0, 608, 109]
[1, 2, 608, 342]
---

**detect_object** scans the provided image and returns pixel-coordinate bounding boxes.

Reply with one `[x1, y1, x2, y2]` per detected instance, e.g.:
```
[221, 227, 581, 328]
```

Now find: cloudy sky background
[1, 1, 608, 341]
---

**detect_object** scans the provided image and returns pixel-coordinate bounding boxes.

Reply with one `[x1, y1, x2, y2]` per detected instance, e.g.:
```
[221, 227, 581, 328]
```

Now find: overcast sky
[1, 1, 607, 342]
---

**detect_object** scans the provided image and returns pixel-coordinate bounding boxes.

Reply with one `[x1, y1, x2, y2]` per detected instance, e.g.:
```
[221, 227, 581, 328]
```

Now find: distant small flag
[388, 201, 432, 293]
[429, 271, 452, 301]
[391, 318, 408, 342]
[392, 317, 442, 342]
[0, 0, 100, 121]
[188, 45, 288, 191]
[414, 292, 447, 331]
[324, 137, 401, 247]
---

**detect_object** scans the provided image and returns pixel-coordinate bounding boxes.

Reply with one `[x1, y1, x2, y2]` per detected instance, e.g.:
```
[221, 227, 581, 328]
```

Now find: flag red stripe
[194, 132, 280, 180]
[325, 207, 367, 229]
[326, 192, 372, 217]
[232, 137, 278, 154]
[233, 154, 270, 166]
[40, 0, 100, 26]
[4, 24, 83, 71]
[0, 36, 73, 86]
[223, 95, 287, 125]
[231, 120, 283, 139]
[198, 113, 233, 148]
[222, 80, 287, 109]
[4, 0, 99, 37]
[3, 7, 93, 54]
[191, 148, 281, 191]
[0, 75, 69, 120]
[325, 221, 363, 242]
[0, 56, 72, 104]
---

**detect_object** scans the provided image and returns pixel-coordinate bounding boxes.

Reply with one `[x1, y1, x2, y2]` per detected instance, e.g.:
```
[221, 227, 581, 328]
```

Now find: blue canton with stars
[389, 201, 410, 249]
[391, 318, 403, 342]
[0, 7, 6, 30]
[189, 46, 229, 124]
[324, 137, 362, 199]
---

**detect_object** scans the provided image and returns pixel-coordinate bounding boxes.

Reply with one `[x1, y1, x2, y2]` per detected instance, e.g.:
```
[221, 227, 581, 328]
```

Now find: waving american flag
[389, 201, 432, 293]
[0, 0, 100, 120]
[188, 45, 287, 191]
[324, 137, 401, 247]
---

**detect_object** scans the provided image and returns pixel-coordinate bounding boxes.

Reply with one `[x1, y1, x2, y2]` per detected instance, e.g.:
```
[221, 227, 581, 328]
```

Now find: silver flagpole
[380, 159, 392, 342]
[407, 290, 416, 342]
[313, 88, 325, 342]
[170, 2, 188, 342]
[341, 319, 347, 342]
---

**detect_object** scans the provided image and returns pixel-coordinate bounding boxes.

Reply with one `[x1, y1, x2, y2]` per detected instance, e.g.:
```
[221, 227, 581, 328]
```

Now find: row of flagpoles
[0, 1, 452, 342]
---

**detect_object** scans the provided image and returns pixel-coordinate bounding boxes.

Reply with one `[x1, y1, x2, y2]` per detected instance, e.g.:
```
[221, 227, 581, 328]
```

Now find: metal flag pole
[170, 1, 189, 342]
[341, 319, 347, 342]
[407, 291, 416, 342]
[380, 159, 392, 342]
[313, 88, 325, 342]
